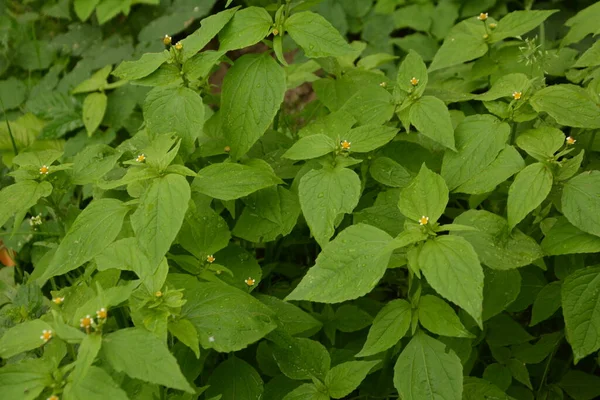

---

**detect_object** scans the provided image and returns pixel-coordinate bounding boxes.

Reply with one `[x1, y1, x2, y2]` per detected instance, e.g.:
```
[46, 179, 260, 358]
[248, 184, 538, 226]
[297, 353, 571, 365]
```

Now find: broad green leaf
[486, 313, 534, 347]
[530, 281, 562, 326]
[282, 383, 329, 400]
[74, 0, 100, 21]
[169, 276, 277, 352]
[256, 295, 322, 336]
[131, 174, 190, 267]
[333, 304, 372, 332]
[357, 299, 411, 357]
[181, 8, 238, 60]
[219, 7, 272, 52]
[453, 210, 543, 270]
[561, 2, 600, 46]
[369, 157, 413, 188]
[40, 199, 130, 282]
[530, 85, 600, 129]
[455, 145, 525, 194]
[541, 217, 600, 255]
[516, 126, 565, 161]
[72, 65, 113, 94]
[511, 331, 563, 364]
[325, 361, 378, 399]
[143, 86, 205, 150]
[270, 335, 330, 381]
[441, 115, 510, 190]
[83, 92, 107, 135]
[491, 10, 558, 42]
[213, 244, 262, 291]
[557, 150, 584, 181]
[233, 186, 300, 243]
[429, 19, 487, 72]
[205, 357, 263, 400]
[101, 328, 193, 392]
[283, 134, 337, 160]
[573, 39, 600, 68]
[94, 238, 151, 278]
[113, 52, 168, 81]
[483, 268, 521, 321]
[475, 73, 530, 101]
[193, 161, 282, 201]
[0, 181, 52, 228]
[71, 144, 121, 185]
[409, 96, 456, 150]
[559, 370, 600, 400]
[71, 333, 102, 383]
[507, 162, 553, 229]
[344, 125, 398, 153]
[562, 171, 600, 237]
[221, 53, 286, 159]
[264, 375, 302, 400]
[508, 359, 532, 390]
[168, 318, 200, 358]
[419, 235, 484, 325]
[64, 366, 128, 400]
[0, 78, 26, 110]
[394, 331, 462, 400]
[561, 266, 600, 362]
[285, 11, 353, 58]
[483, 364, 511, 392]
[286, 224, 393, 303]
[398, 164, 449, 224]
[178, 203, 231, 259]
[183, 50, 226, 81]
[298, 166, 361, 246]
[418, 295, 474, 338]
[463, 377, 513, 400]
[396, 50, 428, 96]
[0, 359, 53, 400]
[0, 319, 52, 358]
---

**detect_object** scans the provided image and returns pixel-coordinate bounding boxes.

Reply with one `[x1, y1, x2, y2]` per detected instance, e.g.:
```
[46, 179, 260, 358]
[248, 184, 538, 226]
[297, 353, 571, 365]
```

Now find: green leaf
[337, 85, 395, 126]
[455, 145, 525, 194]
[74, 0, 100, 21]
[418, 295, 474, 338]
[419, 235, 484, 325]
[282, 384, 329, 400]
[429, 19, 487, 72]
[483, 364, 512, 392]
[409, 96, 456, 150]
[193, 161, 282, 201]
[206, 357, 263, 400]
[516, 127, 565, 161]
[283, 134, 337, 160]
[507, 359, 533, 390]
[71, 144, 121, 185]
[83, 92, 107, 135]
[530, 281, 562, 326]
[256, 294, 322, 336]
[463, 377, 513, 400]
[0, 358, 53, 400]
[270, 335, 331, 381]
[369, 157, 413, 188]
[168, 318, 200, 358]
[325, 361, 378, 399]
[113, 52, 169, 81]
[40, 199, 130, 282]
[453, 210, 543, 270]
[486, 313, 534, 347]
[561, 266, 600, 362]
[561, 2, 600, 46]
[394, 331, 463, 400]
[559, 370, 600, 400]
[511, 331, 563, 364]
[0, 78, 26, 110]
[483, 268, 521, 321]
[507, 162, 553, 229]
[286, 224, 393, 303]
[219, 7, 272, 52]
[333, 304, 373, 332]
[101, 327, 193, 392]
[183, 50, 226, 82]
[396, 50, 428, 96]
[131, 174, 190, 267]
[221, 53, 286, 159]
[557, 150, 584, 181]
[344, 125, 398, 153]
[180, 8, 238, 61]
[573, 39, 600, 68]
[170, 276, 277, 352]
[491, 10, 558, 42]
[475, 73, 530, 101]
[285, 11, 353, 58]
[541, 217, 600, 255]
[143, 86, 205, 150]
[398, 164, 449, 224]
[0, 181, 52, 228]
[71, 333, 102, 383]
[298, 166, 361, 246]
[0, 319, 52, 358]
[357, 299, 411, 357]
[441, 115, 510, 190]
[178, 203, 231, 259]
[562, 171, 600, 237]
[530, 85, 600, 129]
[64, 366, 128, 400]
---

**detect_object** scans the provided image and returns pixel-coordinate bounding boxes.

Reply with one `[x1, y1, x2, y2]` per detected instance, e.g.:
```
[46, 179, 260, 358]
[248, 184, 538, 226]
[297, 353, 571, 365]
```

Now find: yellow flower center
[340, 140, 351, 150]
[273, 28, 279, 36]
[155, 291, 163, 297]
[489, 23, 497, 29]
[80, 316, 93, 328]
[136, 154, 146, 162]
[52, 297, 64, 305]
[207, 255, 215, 263]
[419, 216, 429, 226]
[40, 330, 52, 342]
[566, 136, 576, 145]
[48, 395, 59, 400]
[245, 277, 255, 286]
[96, 308, 107, 319]
[478, 12, 488, 21]
[410, 77, 419, 86]
[163, 35, 172, 45]
[39, 165, 49, 175]
[175, 42, 183, 50]
[512, 91, 522, 100]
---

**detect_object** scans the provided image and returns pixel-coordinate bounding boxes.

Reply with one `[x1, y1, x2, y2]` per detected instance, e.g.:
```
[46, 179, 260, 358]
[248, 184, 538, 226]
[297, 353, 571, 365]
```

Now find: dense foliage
[1, 0, 600, 399]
